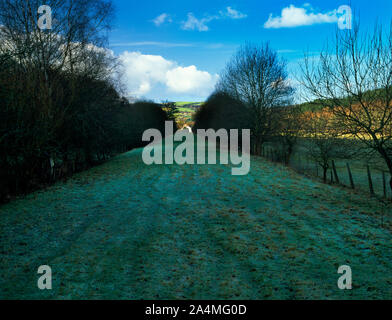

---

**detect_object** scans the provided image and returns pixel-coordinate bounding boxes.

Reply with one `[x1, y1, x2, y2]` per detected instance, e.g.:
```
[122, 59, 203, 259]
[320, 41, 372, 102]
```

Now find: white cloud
[182, 6, 247, 32]
[119, 51, 218, 100]
[119, 51, 174, 95]
[221, 7, 247, 19]
[264, 4, 338, 29]
[181, 13, 215, 32]
[153, 13, 172, 26]
[166, 65, 217, 93]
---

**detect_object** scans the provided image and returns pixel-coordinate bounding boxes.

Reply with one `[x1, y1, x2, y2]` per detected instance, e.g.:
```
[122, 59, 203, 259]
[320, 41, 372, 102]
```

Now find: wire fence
[262, 146, 392, 202]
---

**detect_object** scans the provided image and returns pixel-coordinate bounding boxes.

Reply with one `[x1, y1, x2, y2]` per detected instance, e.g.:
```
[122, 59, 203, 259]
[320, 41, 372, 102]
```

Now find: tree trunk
[285, 144, 293, 165]
[323, 167, 327, 183]
[285, 153, 291, 165]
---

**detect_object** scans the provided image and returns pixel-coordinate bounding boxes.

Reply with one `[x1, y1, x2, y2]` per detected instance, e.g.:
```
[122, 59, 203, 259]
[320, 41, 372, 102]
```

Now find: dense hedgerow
[0, 56, 168, 202]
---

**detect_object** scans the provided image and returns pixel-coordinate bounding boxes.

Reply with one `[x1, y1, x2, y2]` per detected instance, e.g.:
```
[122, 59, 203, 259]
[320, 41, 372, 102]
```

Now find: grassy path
[1, 147, 391, 299]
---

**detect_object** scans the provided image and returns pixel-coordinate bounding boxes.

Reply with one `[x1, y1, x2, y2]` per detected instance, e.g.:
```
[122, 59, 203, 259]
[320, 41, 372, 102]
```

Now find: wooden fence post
[367, 165, 375, 196]
[332, 160, 340, 184]
[346, 163, 355, 189]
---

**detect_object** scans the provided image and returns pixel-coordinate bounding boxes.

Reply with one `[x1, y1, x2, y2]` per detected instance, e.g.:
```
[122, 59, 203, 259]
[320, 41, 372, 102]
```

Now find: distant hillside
[174, 102, 204, 128]
[175, 102, 203, 109]
[296, 88, 390, 112]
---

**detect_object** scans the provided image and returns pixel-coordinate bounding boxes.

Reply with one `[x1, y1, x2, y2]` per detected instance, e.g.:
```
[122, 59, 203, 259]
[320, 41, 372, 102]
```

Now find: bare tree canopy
[216, 43, 294, 154]
[301, 21, 392, 192]
[0, 0, 115, 78]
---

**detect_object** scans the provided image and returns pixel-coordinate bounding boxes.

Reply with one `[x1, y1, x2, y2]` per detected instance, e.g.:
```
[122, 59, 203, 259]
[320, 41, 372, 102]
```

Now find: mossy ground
[1, 147, 391, 299]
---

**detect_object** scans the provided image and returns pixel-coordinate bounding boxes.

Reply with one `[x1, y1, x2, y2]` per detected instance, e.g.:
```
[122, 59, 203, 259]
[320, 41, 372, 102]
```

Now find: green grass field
[1, 143, 392, 299]
[178, 107, 195, 113]
[175, 102, 203, 107]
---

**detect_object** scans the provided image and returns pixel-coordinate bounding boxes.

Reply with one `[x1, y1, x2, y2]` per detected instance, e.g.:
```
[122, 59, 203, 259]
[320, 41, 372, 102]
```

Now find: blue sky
[108, 0, 392, 102]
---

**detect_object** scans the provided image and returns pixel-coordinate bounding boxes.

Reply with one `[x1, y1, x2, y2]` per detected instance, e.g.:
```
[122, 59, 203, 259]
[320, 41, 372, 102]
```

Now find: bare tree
[301, 22, 392, 193]
[277, 104, 303, 164]
[0, 0, 114, 72]
[0, 0, 116, 124]
[0, 0, 116, 199]
[303, 110, 352, 183]
[216, 43, 294, 155]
